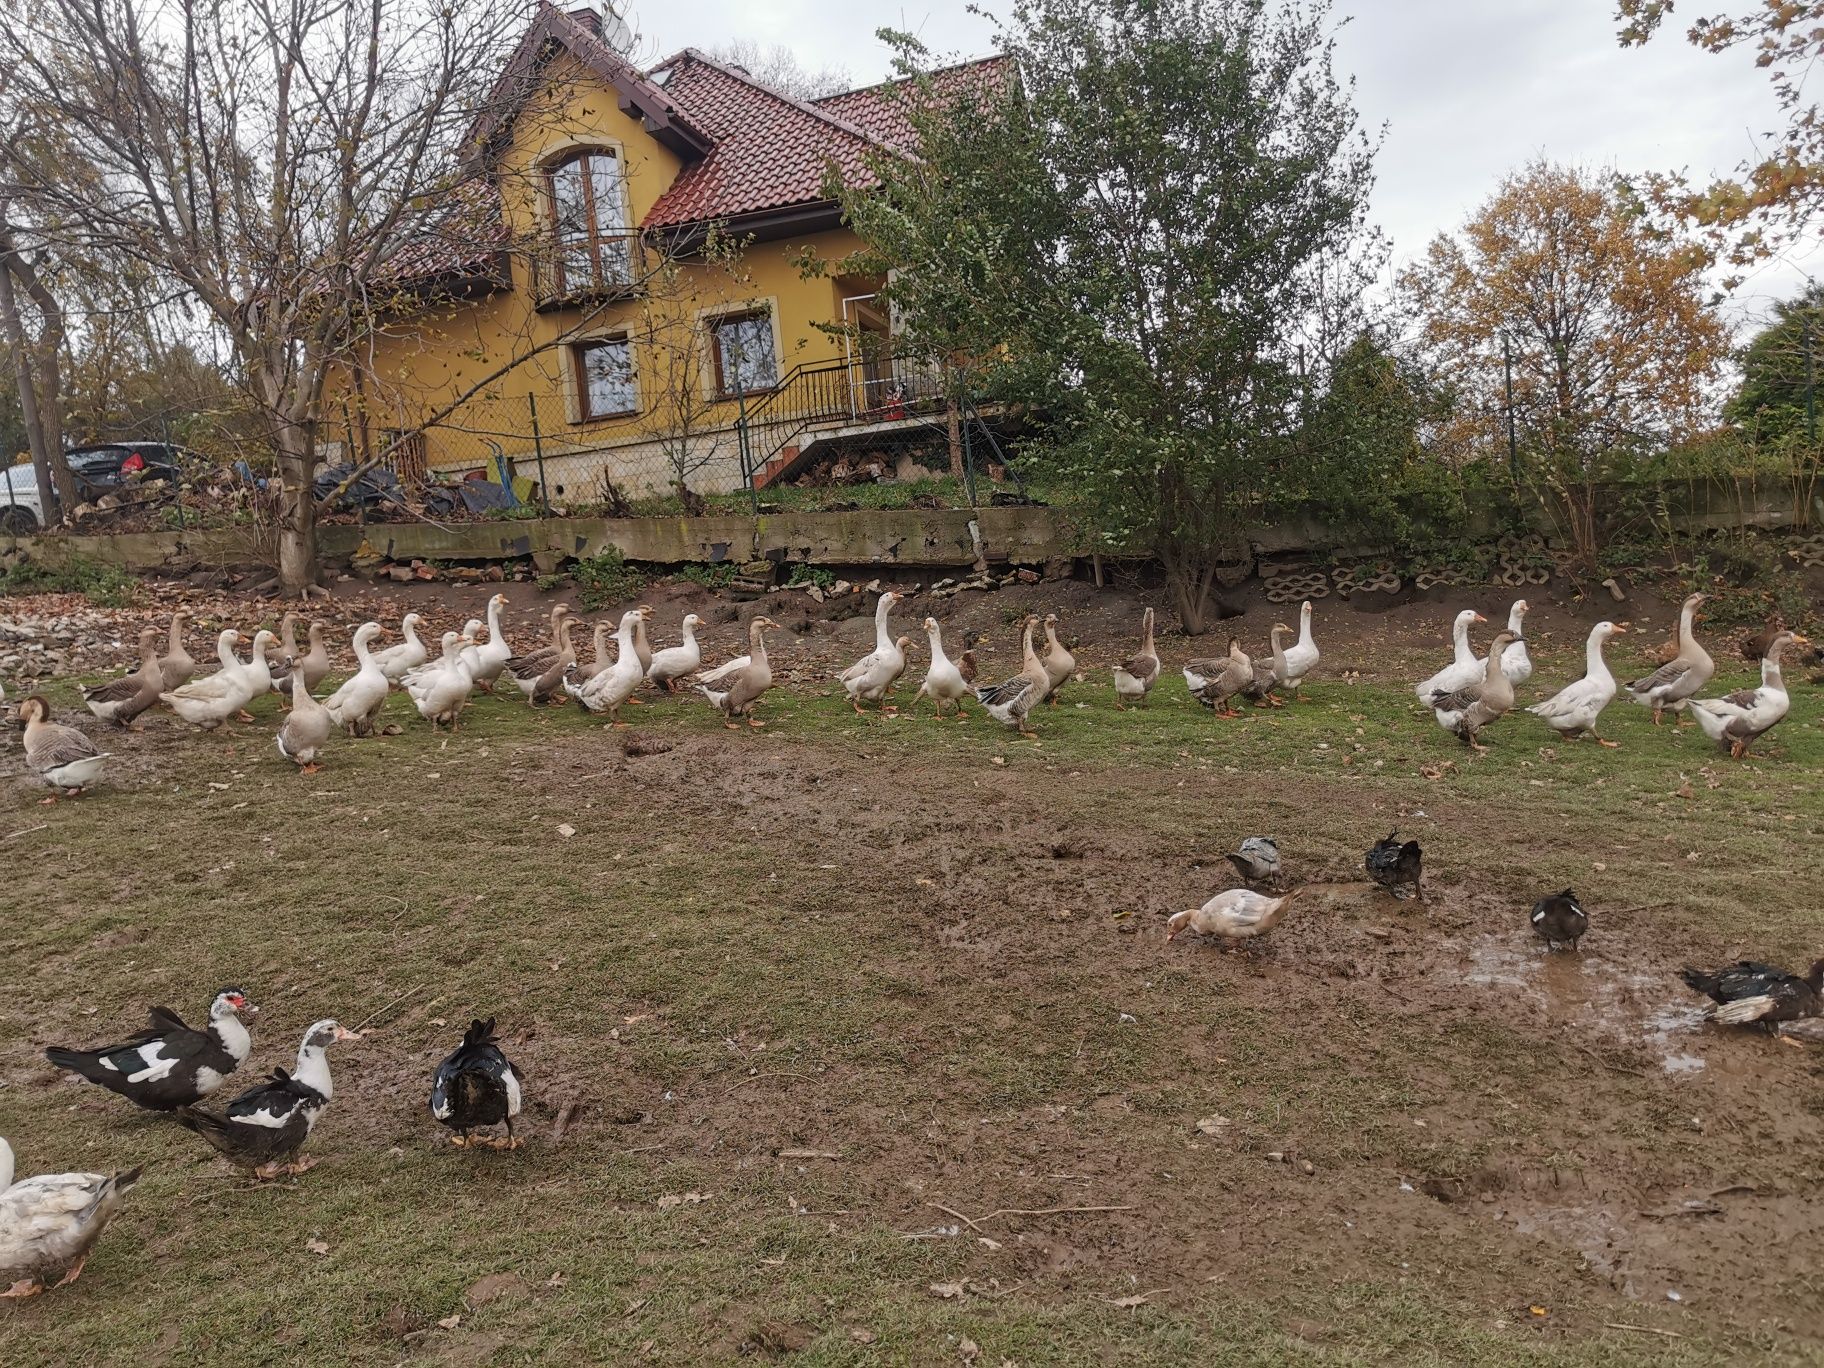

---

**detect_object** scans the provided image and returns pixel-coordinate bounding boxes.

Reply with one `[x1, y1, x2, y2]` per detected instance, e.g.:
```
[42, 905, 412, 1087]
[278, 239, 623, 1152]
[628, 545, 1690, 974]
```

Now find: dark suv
[65, 443, 187, 501]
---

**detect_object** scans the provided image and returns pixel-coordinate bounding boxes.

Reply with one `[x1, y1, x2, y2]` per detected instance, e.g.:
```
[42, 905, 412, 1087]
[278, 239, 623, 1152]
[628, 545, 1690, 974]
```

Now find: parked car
[0, 462, 46, 531]
[64, 443, 187, 502]
[0, 443, 194, 531]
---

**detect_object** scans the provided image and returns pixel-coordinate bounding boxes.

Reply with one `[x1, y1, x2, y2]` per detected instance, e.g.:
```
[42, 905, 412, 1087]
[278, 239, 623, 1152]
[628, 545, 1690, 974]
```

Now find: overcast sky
[639, 0, 1820, 334]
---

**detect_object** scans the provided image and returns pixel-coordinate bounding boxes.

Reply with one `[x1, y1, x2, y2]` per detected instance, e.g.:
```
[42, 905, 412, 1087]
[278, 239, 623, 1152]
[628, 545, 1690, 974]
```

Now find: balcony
[528, 234, 642, 311]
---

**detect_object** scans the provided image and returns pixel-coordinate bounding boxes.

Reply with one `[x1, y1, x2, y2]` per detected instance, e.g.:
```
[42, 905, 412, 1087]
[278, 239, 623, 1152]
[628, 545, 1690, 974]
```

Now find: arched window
[548, 148, 631, 295]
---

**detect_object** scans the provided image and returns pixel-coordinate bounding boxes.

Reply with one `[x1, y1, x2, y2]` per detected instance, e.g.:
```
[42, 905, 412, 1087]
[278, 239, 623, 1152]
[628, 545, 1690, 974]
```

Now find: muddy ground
[1, 574, 1821, 1364]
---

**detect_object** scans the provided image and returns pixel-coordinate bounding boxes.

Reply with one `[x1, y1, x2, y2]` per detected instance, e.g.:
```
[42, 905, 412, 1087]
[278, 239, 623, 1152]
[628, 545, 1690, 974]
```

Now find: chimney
[566, 5, 601, 35]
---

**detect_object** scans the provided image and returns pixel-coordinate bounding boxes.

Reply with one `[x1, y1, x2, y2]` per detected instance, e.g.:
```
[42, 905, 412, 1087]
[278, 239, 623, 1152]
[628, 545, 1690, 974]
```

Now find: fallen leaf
[305, 1237, 330, 1255]
[556, 823, 576, 838]
[545, 1271, 568, 1289]
[1195, 1115, 1230, 1137]
[778, 1148, 840, 1160]
[960, 1337, 982, 1361]
[850, 1328, 877, 1344]
[436, 1313, 462, 1331]
[990, 756, 1006, 766]
[656, 1190, 712, 1210]
[929, 1281, 966, 1299]
[1107, 1293, 1153, 1308]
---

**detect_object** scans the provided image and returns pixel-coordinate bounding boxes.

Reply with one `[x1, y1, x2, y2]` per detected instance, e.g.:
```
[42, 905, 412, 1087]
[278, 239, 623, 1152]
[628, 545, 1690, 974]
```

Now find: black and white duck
[1, 1136, 142, 1299]
[1366, 831, 1422, 900]
[1682, 958, 1824, 1032]
[430, 1018, 525, 1150]
[176, 1019, 358, 1179]
[1530, 890, 1588, 951]
[45, 988, 259, 1110]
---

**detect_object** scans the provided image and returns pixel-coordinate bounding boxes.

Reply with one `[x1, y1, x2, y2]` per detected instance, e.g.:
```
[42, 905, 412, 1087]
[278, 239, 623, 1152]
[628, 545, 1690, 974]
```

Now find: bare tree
[0, 0, 533, 589]
[707, 39, 852, 100]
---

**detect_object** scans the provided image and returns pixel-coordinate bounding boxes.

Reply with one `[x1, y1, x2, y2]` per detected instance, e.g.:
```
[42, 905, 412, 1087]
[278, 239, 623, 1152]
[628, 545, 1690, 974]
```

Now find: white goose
[1, 1136, 142, 1298]
[406, 631, 476, 729]
[646, 613, 705, 692]
[160, 629, 271, 728]
[1689, 630, 1808, 759]
[1499, 599, 1532, 685]
[569, 608, 651, 724]
[1527, 621, 1626, 746]
[841, 590, 907, 712]
[1415, 609, 1487, 701]
[370, 612, 428, 684]
[462, 594, 512, 692]
[322, 623, 391, 736]
[913, 616, 972, 718]
[1281, 600, 1320, 697]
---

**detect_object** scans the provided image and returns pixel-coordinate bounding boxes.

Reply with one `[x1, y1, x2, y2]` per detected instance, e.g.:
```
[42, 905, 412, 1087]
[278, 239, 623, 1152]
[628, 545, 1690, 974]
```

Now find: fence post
[528, 393, 551, 518]
[1804, 316, 1817, 446]
[736, 383, 757, 515]
[958, 380, 978, 509]
[163, 416, 184, 534]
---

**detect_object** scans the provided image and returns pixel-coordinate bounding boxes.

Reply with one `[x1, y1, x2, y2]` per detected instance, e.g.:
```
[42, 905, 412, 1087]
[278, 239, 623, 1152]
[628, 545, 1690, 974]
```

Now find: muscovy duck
[45, 988, 258, 1110]
[430, 1018, 525, 1149]
[1, 1137, 142, 1298]
[1366, 832, 1423, 900]
[1683, 959, 1824, 1031]
[1224, 836, 1281, 887]
[1530, 890, 1588, 951]
[1167, 888, 1304, 950]
[176, 1019, 358, 1179]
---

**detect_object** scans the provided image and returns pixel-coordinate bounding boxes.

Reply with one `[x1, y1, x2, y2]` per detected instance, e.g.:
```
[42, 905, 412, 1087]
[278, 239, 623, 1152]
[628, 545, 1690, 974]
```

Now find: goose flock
[4, 584, 1814, 799]
[1414, 593, 1809, 758]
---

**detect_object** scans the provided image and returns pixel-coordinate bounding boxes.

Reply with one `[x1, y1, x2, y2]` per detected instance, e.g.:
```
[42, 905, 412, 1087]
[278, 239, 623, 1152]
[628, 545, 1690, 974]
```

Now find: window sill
[575, 409, 640, 426]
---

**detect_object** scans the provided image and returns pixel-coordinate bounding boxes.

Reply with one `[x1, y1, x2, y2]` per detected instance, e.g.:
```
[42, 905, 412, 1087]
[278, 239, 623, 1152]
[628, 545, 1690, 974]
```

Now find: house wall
[339, 52, 868, 500]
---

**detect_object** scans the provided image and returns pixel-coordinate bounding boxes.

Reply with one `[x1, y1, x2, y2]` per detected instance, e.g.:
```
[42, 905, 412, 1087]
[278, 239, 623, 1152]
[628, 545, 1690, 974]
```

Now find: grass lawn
[2, 639, 1821, 1366]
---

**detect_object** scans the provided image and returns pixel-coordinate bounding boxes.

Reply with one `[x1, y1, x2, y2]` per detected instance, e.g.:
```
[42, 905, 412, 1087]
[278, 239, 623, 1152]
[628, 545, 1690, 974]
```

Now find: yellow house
[346, 3, 1004, 504]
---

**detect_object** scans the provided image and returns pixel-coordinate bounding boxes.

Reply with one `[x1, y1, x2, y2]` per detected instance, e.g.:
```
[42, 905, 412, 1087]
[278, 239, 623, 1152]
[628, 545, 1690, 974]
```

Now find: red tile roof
[640, 49, 888, 230]
[812, 57, 1012, 153]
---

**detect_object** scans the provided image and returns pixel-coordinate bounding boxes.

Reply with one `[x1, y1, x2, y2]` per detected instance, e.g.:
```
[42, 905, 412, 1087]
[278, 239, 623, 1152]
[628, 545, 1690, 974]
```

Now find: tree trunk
[275, 435, 319, 594]
[1164, 553, 1217, 635]
[0, 254, 58, 522]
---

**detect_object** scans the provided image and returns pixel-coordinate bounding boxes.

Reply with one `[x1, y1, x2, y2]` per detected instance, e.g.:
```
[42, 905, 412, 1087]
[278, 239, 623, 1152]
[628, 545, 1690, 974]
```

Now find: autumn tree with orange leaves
[1400, 161, 1729, 565]
[1618, 1, 1824, 274]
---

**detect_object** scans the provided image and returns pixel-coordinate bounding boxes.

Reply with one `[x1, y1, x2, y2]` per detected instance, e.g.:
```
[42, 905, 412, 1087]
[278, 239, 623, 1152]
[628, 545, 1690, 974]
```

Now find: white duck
[569, 608, 651, 723]
[841, 590, 907, 712]
[406, 631, 476, 729]
[647, 613, 705, 692]
[1167, 888, 1305, 949]
[913, 616, 972, 718]
[160, 629, 269, 728]
[1499, 599, 1532, 685]
[1, 1136, 142, 1298]
[1415, 609, 1488, 701]
[370, 612, 428, 684]
[1280, 600, 1320, 697]
[1689, 630, 1808, 760]
[1527, 621, 1627, 746]
[461, 594, 512, 692]
[322, 622, 391, 736]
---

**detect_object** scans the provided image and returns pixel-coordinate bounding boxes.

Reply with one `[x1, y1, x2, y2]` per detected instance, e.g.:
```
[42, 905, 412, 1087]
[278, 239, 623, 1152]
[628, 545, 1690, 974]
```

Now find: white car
[0, 463, 46, 532]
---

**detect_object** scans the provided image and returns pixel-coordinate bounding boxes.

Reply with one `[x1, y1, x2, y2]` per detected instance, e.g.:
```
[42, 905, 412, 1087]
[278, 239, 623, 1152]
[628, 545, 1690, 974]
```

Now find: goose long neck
[1044, 621, 1061, 651]
[218, 635, 241, 669]
[1270, 627, 1287, 671]
[293, 1043, 333, 1101]
[548, 608, 565, 647]
[280, 615, 299, 656]
[1452, 615, 1473, 657]
[0, 1136, 13, 1191]
[1585, 628, 1612, 682]
[486, 598, 503, 640]
[593, 625, 610, 664]
[353, 631, 376, 667]
[1763, 648, 1786, 691]
[614, 616, 637, 658]
[1297, 603, 1312, 650]
[402, 618, 421, 650]
[1506, 604, 1525, 634]
[168, 616, 186, 653]
[874, 596, 893, 651]
[1142, 609, 1155, 653]
[1678, 600, 1698, 650]
[680, 619, 698, 649]
[138, 633, 161, 671]
[926, 623, 949, 667]
[749, 619, 769, 662]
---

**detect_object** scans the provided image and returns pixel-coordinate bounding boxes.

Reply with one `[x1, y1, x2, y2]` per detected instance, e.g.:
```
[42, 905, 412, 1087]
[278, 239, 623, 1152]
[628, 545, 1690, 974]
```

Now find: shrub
[571, 548, 647, 610]
[674, 563, 736, 591]
[0, 554, 134, 607]
[785, 564, 836, 591]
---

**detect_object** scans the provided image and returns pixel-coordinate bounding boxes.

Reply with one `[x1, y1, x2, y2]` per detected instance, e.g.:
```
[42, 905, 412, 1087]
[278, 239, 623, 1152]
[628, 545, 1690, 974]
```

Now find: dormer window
[548, 149, 631, 295]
